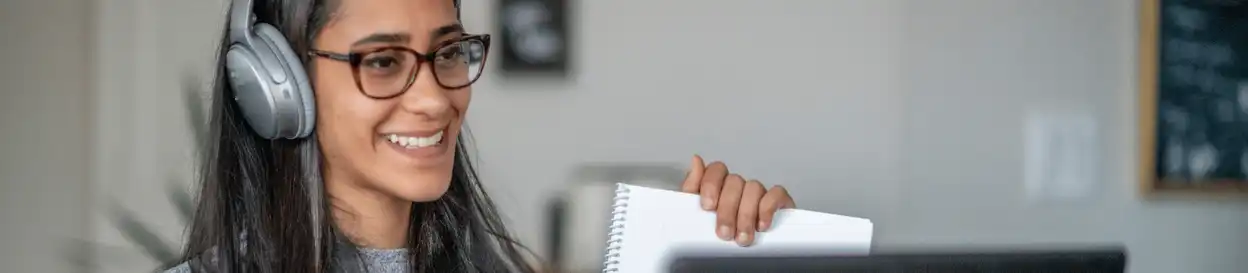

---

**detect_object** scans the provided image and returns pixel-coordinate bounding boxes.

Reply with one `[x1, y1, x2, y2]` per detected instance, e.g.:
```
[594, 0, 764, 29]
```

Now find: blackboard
[1141, 0, 1248, 193]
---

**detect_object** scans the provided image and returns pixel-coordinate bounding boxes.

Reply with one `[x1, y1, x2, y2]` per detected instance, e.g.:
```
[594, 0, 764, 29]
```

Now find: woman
[167, 0, 796, 272]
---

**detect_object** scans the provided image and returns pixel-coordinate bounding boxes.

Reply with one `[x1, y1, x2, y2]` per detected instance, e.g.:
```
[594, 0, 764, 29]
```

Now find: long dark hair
[173, 0, 538, 272]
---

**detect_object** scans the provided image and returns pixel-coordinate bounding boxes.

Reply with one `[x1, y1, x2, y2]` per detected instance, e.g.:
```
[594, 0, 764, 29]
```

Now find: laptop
[668, 246, 1126, 273]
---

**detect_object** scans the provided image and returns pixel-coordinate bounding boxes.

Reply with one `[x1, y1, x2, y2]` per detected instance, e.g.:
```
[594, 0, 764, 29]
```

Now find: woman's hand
[680, 155, 796, 247]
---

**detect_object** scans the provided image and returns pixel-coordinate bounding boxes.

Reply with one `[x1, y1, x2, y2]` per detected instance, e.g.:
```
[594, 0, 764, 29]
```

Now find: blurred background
[2, 0, 1247, 272]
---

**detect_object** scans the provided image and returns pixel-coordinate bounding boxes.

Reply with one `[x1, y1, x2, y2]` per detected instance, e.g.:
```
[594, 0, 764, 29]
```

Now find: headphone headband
[228, 0, 255, 46]
[232, 0, 461, 44]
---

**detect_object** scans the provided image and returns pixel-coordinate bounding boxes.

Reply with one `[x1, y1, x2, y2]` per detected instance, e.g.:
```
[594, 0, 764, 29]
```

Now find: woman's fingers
[715, 174, 746, 241]
[699, 162, 728, 210]
[680, 155, 705, 194]
[680, 157, 796, 248]
[758, 185, 794, 232]
[734, 180, 766, 246]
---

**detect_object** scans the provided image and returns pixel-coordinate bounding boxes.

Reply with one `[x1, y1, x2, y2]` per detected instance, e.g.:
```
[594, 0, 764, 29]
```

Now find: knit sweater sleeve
[162, 262, 192, 273]
[160, 245, 219, 273]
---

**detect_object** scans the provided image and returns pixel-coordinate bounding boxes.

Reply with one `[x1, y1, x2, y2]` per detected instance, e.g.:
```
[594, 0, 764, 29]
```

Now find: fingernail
[736, 232, 752, 246]
[718, 225, 731, 240]
[758, 221, 769, 232]
[702, 197, 714, 210]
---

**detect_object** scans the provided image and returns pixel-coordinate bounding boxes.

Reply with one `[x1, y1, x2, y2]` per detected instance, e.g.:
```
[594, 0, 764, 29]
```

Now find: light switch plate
[1023, 110, 1102, 205]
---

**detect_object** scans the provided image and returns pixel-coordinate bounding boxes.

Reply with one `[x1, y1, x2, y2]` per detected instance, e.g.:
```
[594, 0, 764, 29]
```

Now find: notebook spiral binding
[601, 184, 631, 273]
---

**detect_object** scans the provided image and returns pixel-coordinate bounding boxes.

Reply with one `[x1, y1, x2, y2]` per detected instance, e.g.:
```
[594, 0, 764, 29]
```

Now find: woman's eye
[364, 56, 399, 69]
[360, 50, 410, 76]
[436, 45, 464, 62]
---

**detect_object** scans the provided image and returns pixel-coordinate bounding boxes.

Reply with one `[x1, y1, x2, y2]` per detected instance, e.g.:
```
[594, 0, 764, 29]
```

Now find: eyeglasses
[308, 34, 491, 99]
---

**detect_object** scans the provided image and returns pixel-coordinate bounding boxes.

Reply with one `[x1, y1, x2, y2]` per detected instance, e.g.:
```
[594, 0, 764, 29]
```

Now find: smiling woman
[166, 0, 795, 272]
[164, 0, 534, 271]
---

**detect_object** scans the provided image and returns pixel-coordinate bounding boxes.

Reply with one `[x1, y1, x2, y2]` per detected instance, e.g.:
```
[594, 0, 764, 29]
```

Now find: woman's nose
[397, 65, 452, 118]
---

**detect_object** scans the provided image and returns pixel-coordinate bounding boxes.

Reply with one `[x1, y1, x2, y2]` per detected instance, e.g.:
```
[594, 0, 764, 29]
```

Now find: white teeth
[386, 131, 444, 148]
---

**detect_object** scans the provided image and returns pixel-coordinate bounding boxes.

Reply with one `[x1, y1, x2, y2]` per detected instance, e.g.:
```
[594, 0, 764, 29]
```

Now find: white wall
[73, 0, 1247, 272]
[897, 1, 1248, 273]
[0, 0, 94, 272]
[89, 0, 225, 271]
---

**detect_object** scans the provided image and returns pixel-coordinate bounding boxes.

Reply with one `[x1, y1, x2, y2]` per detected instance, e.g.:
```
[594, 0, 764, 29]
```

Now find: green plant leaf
[167, 177, 194, 225]
[181, 70, 207, 152]
[90, 70, 202, 269]
[110, 200, 178, 263]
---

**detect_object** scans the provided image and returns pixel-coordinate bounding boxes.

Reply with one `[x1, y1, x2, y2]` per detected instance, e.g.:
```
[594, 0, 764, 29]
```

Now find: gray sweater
[163, 248, 411, 273]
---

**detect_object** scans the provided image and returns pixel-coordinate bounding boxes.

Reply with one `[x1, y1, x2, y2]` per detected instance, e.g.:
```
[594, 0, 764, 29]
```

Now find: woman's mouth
[384, 130, 445, 149]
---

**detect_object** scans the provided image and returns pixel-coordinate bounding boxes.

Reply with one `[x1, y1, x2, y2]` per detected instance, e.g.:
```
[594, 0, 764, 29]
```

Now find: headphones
[226, 0, 315, 140]
[226, 0, 462, 140]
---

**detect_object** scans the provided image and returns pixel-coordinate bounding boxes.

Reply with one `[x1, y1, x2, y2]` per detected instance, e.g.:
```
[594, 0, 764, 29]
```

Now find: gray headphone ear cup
[254, 23, 317, 139]
[226, 45, 286, 140]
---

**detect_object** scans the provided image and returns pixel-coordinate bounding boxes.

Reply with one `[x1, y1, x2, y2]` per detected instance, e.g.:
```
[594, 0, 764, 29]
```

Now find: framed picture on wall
[1138, 0, 1248, 196]
[496, 0, 570, 78]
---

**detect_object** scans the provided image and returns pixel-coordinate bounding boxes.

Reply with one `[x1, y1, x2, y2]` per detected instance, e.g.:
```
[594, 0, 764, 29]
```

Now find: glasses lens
[358, 49, 418, 97]
[433, 39, 486, 88]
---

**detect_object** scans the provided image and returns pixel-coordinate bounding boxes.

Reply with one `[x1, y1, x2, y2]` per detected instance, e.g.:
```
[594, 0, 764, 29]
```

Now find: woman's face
[311, 0, 469, 202]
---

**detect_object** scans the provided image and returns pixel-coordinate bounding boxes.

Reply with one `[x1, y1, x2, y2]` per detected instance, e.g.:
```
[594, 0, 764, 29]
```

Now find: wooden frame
[1138, 0, 1248, 196]
[496, 0, 571, 78]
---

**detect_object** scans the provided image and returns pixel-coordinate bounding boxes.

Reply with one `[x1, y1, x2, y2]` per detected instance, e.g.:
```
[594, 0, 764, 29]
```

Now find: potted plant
[67, 72, 202, 272]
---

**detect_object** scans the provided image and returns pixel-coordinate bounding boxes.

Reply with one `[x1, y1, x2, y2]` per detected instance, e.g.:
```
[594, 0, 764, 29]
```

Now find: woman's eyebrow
[429, 23, 465, 40]
[348, 23, 462, 47]
[351, 33, 410, 47]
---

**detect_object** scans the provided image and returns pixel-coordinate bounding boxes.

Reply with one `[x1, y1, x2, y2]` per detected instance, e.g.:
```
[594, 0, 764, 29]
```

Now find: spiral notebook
[602, 183, 874, 273]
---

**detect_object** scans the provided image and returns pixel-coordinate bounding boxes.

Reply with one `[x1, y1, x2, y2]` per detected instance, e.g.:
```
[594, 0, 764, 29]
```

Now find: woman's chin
[385, 174, 455, 202]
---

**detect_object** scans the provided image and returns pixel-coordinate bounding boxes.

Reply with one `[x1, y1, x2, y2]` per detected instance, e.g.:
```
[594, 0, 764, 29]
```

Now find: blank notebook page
[602, 183, 874, 273]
